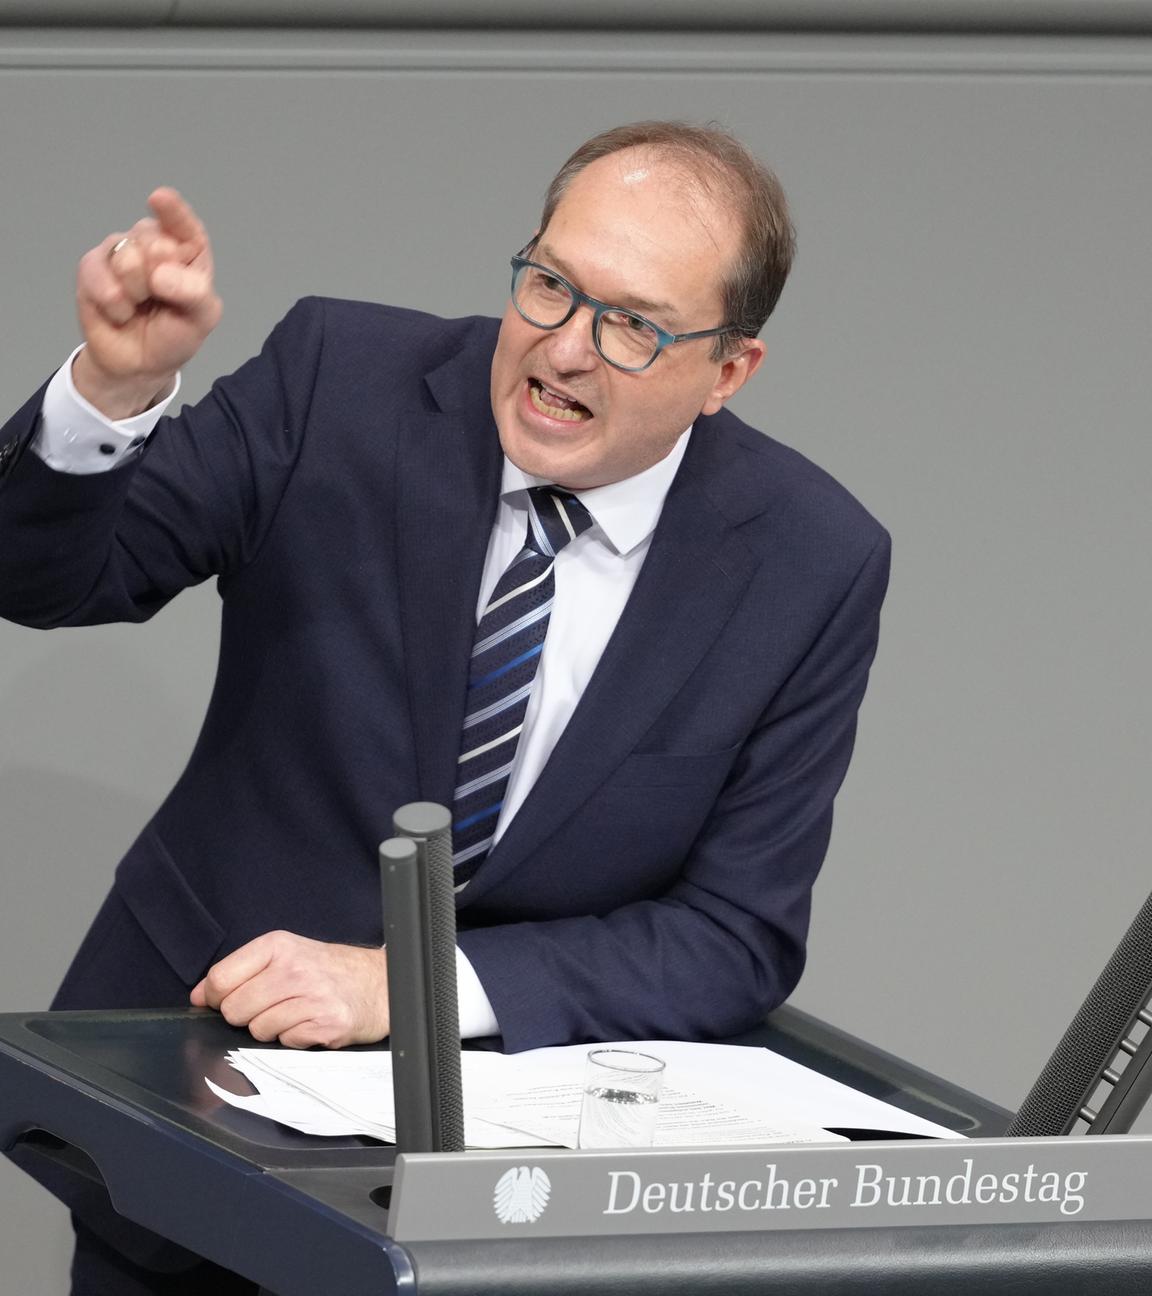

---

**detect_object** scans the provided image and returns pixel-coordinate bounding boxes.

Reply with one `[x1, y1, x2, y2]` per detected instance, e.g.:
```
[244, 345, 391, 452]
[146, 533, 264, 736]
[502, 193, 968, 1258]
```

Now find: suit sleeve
[0, 300, 325, 629]
[458, 528, 891, 1051]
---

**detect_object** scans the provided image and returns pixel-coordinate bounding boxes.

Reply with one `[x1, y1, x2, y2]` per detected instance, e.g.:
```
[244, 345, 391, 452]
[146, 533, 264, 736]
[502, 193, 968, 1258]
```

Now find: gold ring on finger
[108, 236, 133, 261]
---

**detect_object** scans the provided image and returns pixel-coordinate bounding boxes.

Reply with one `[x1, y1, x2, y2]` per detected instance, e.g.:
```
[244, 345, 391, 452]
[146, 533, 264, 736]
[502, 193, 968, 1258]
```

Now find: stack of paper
[208, 1049, 558, 1147]
[206, 1040, 962, 1149]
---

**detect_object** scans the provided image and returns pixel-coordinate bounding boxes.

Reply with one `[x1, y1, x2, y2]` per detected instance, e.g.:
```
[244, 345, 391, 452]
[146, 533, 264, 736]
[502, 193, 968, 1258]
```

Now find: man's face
[489, 151, 765, 491]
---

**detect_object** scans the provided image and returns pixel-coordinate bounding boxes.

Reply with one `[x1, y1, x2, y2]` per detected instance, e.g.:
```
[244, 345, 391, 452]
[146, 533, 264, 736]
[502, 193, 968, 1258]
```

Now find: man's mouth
[527, 378, 592, 423]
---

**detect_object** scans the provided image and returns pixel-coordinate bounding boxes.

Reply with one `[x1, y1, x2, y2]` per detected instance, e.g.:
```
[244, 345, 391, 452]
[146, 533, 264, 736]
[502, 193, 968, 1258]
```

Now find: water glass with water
[577, 1048, 665, 1148]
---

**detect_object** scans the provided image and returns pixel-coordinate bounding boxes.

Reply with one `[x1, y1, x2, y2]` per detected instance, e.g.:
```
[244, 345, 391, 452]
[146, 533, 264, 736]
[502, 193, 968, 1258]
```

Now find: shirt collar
[499, 427, 692, 558]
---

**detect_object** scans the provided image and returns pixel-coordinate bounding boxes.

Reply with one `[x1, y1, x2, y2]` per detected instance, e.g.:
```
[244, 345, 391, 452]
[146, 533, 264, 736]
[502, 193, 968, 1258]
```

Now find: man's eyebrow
[535, 243, 682, 327]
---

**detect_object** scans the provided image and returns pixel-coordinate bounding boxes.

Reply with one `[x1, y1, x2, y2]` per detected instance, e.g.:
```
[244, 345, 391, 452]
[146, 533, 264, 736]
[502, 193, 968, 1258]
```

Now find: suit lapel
[462, 413, 765, 903]
[396, 327, 503, 809]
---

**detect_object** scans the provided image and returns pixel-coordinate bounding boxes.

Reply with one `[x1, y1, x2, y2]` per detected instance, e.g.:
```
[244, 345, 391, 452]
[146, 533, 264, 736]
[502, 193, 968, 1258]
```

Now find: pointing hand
[73, 188, 222, 418]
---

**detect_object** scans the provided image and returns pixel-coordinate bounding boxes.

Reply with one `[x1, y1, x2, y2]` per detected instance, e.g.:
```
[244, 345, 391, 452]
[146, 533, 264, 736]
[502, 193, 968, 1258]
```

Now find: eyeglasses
[509, 245, 733, 373]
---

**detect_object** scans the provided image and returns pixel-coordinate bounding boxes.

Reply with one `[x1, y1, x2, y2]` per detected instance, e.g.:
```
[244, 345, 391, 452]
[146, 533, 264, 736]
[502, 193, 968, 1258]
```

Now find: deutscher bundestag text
[603, 1160, 1087, 1218]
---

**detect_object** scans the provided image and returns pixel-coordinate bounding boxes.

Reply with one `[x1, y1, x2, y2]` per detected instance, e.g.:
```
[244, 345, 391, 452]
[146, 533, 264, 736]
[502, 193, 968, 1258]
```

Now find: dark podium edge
[22, 1004, 1137, 1295]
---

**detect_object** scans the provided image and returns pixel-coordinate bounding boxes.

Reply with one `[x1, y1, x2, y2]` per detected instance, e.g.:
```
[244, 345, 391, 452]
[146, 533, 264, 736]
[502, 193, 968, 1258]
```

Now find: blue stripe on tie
[472, 598, 553, 658]
[469, 642, 542, 689]
[455, 802, 503, 832]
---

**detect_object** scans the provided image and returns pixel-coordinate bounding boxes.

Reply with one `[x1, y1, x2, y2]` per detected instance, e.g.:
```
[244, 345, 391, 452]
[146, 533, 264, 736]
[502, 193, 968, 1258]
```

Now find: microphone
[379, 802, 465, 1153]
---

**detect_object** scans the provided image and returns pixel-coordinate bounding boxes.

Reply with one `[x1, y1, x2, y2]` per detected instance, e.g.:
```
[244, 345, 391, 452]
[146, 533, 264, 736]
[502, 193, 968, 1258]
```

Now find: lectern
[8, 1004, 1152, 1294]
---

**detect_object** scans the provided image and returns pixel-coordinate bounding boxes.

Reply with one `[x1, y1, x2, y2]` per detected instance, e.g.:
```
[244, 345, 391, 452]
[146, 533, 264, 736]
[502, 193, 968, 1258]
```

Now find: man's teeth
[529, 381, 590, 422]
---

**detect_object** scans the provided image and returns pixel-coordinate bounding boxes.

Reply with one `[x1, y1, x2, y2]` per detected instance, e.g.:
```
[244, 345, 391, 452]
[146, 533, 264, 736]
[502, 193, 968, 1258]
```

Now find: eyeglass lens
[513, 265, 660, 369]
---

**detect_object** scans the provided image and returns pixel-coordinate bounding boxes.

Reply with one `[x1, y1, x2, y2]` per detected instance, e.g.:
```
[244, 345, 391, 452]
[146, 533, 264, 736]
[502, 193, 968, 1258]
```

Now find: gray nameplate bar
[388, 1135, 1152, 1242]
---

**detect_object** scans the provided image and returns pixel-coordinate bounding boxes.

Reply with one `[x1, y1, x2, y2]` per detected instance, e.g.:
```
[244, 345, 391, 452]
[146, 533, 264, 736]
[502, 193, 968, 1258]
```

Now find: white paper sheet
[471, 1082, 841, 1148]
[205, 1037, 962, 1148]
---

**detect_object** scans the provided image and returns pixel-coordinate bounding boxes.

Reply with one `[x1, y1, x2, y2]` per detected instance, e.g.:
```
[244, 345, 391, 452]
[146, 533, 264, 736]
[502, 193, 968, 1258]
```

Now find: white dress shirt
[33, 347, 690, 1039]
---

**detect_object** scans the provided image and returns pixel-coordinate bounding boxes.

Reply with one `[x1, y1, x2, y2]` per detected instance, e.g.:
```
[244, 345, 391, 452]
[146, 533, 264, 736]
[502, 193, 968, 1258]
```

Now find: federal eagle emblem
[493, 1165, 552, 1224]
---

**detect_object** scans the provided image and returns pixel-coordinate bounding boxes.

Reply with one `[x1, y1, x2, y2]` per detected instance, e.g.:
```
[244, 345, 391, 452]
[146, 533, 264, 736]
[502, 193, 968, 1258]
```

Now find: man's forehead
[533, 238, 681, 323]
[542, 151, 735, 293]
[531, 235, 727, 330]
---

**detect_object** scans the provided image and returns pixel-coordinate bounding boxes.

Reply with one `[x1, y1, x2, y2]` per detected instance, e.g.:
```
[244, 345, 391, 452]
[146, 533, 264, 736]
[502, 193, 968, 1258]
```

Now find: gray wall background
[1, 19, 1151, 1290]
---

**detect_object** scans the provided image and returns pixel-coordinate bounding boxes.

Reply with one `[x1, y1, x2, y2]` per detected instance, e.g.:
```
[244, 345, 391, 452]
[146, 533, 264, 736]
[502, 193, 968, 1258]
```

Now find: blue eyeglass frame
[509, 242, 732, 373]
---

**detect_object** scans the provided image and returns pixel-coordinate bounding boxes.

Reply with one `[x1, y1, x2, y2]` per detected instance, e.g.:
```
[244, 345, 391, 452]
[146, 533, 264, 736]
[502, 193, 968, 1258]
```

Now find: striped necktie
[452, 486, 594, 884]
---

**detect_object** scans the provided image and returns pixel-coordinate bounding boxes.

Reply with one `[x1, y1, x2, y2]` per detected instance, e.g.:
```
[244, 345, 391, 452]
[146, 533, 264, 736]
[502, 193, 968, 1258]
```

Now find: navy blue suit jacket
[0, 298, 889, 1051]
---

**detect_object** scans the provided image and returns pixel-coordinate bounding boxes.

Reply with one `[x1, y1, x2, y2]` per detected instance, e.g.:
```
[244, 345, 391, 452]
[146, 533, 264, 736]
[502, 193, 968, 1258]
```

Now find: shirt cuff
[455, 945, 500, 1039]
[33, 344, 180, 474]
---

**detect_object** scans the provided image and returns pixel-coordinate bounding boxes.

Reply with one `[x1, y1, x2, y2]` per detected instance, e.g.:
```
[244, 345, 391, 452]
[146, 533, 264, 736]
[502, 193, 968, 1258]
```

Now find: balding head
[538, 121, 795, 358]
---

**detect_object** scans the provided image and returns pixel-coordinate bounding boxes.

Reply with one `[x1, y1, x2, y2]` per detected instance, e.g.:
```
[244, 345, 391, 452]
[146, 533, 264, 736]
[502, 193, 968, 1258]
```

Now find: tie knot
[525, 486, 594, 558]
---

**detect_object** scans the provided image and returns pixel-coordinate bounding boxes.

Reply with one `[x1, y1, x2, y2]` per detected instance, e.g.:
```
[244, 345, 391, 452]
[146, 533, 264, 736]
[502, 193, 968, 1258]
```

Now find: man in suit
[0, 121, 888, 1292]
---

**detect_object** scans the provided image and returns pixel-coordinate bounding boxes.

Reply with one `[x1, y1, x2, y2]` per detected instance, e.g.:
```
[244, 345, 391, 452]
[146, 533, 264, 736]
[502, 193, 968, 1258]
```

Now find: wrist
[72, 348, 175, 421]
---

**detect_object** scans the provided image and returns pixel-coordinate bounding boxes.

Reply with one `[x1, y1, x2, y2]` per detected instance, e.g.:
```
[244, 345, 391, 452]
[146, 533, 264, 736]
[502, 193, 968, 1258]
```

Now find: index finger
[147, 186, 207, 255]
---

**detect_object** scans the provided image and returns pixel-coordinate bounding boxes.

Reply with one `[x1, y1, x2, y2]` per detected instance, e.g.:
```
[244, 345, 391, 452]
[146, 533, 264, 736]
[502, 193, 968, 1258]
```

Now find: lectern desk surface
[8, 1006, 1140, 1295]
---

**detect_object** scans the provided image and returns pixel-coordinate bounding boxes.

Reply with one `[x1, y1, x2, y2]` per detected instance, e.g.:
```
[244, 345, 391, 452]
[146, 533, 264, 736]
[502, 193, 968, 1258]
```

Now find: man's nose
[542, 306, 600, 372]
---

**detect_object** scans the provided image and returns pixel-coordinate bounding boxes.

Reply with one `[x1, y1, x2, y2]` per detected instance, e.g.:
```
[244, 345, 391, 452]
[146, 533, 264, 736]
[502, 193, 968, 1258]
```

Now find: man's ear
[700, 339, 766, 416]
